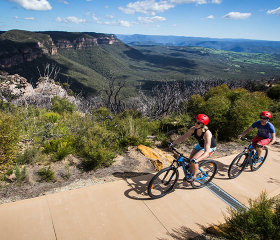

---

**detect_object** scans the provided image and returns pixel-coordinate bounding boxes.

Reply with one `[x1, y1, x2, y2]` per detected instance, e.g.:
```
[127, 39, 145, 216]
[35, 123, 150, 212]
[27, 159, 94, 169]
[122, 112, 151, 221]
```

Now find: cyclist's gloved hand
[168, 142, 174, 149]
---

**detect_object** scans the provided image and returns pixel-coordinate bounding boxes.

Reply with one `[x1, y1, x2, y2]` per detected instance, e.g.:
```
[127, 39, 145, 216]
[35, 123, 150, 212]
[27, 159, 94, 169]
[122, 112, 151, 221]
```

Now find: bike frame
[170, 150, 208, 181]
[244, 143, 257, 165]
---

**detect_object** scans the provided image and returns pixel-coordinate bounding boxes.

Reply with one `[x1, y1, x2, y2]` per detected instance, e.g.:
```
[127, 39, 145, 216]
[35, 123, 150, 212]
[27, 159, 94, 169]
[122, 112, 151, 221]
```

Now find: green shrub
[14, 165, 26, 183]
[267, 84, 280, 100]
[37, 166, 56, 182]
[222, 192, 280, 240]
[51, 96, 76, 114]
[92, 107, 113, 123]
[16, 147, 48, 165]
[0, 112, 20, 169]
[81, 146, 116, 171]
[42, 112, 61, 123]
[187, 85, 273, 140]
[43, 136, 75, 161]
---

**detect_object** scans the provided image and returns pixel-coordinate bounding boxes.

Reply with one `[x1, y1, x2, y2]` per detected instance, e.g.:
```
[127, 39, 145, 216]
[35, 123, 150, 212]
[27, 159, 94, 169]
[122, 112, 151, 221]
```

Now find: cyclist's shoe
[253, 156, 263, 163]
[185, 173, 200, 182]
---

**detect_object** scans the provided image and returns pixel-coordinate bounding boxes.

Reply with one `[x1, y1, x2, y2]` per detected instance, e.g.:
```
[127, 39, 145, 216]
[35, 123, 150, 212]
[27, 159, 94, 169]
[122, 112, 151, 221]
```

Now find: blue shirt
[251, 121, 275, 139]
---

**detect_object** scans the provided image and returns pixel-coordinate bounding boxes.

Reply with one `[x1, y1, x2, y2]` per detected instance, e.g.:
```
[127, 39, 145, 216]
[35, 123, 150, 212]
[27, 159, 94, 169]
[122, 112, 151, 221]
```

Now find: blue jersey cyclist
[238, 111, 276, 161]
[171, 114, 216, 181]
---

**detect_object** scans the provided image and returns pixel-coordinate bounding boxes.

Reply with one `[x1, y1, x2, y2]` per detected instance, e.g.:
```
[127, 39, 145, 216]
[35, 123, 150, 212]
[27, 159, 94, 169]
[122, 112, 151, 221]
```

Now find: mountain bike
[228, 138, 268, 179]
[147, 145, 217, 199]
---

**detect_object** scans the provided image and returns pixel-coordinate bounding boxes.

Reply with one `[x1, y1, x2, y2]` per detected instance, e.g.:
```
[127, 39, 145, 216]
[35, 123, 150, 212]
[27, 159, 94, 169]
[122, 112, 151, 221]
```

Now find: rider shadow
[213, 159, 231, 180]
[113, 171, 196, 201]
[113, 171, 154, 200]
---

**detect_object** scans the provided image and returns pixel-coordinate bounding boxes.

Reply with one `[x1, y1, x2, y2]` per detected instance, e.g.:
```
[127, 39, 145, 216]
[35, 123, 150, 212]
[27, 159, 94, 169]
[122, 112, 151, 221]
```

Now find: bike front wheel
[250, 147, 268, 171]
[148, 166, 179, 199]
[228, 152, 247, 179]
[191, 160, 217, 189]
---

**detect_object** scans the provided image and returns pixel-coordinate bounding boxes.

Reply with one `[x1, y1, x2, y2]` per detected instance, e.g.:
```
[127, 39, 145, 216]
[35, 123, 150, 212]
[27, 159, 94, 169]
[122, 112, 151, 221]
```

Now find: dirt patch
[0, 141, 250, 205]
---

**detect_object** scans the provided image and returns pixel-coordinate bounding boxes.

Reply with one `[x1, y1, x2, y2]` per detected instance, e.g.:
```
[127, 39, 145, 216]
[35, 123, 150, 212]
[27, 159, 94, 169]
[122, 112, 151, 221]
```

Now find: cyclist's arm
[268, 132, 276, 146]
[173, 126, 195, 145]
[238, 126, 253, 139]
[197, 131, 212, 161]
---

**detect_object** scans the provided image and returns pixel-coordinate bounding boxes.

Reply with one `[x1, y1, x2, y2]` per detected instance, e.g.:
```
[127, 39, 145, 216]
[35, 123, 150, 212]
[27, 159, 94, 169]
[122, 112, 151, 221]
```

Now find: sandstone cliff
[0, 30, 120, 69]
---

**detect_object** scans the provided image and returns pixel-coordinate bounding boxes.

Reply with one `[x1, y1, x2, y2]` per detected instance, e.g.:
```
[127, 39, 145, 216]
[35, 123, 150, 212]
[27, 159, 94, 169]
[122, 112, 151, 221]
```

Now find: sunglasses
[195, 121, 203, 125]
[260, 117, 268, 120]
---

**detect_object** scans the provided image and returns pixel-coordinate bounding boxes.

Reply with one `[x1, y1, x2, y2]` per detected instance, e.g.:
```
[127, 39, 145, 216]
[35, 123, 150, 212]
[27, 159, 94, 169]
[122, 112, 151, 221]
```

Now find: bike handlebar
[168, 143, 188, 159]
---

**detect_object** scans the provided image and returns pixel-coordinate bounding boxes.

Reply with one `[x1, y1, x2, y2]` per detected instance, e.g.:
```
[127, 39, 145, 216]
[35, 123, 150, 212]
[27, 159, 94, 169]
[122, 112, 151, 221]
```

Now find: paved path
[0, 146, 279, 240]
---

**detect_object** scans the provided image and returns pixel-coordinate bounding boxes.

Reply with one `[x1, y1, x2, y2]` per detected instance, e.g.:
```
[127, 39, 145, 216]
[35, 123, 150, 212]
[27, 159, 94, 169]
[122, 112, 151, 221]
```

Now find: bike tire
[191, 160, 217, 189]
[148, 166, 179, 199]
[250, 147, 268, 171]
[228, 152, 247, 179]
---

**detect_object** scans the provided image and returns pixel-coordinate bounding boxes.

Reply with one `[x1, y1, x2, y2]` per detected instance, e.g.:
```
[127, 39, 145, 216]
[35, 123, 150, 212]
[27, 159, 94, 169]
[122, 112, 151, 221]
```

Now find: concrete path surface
[0, 146, 279, 240]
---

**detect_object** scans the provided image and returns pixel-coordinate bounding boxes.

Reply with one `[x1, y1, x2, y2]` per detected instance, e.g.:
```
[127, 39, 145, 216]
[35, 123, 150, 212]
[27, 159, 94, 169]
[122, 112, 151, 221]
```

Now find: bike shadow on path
[113, 171, 201, 201]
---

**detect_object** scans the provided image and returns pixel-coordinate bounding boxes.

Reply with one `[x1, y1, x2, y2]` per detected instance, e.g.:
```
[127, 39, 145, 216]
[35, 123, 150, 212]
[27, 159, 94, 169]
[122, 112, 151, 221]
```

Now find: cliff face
[53, 34, 119, 49]
[0, 31, 119, 68]
[0, 44, 46, 68]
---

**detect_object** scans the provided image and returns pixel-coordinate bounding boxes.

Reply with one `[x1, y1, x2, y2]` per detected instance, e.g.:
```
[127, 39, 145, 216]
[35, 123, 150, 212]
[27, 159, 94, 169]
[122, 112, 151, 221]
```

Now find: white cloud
[14, 16, 19, 19]
[138, 16, 166, 23]
[24, 17, 35, 20]
[91, 13, 102, 24]
[170, 0, 206, 4]
[206, 14, 214, 19]
[267, 7, 280, 16]
[103, 20, 133, 27]
[56, 16, 86, 24]
[105, 15, 114, 19]
[223, 12, 251, 20]
[212, 0, 221, 4]
[119, 0, 174, 15]
[9, 0, 52, 11]
[118, 20, 132, 27]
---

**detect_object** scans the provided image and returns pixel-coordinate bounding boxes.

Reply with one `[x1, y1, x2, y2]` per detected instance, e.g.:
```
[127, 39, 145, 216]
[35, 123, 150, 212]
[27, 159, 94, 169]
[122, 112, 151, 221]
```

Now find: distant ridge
[0, 30, 280, 96]
[117, 34, 280, 54]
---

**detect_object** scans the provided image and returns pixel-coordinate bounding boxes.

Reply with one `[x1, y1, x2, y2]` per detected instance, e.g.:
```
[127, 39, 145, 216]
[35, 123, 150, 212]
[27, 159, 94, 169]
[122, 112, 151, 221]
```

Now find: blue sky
[0, 0, 280, 41]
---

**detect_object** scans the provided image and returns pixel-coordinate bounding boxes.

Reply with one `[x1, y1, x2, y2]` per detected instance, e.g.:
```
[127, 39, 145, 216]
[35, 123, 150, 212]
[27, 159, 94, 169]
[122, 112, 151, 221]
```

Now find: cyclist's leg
[256, 138, 271, 158]
[189, 144, 204, 178]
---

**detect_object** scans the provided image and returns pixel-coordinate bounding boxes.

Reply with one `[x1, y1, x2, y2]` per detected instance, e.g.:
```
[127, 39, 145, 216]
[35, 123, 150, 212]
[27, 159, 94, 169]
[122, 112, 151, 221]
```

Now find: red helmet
[195, 114, 209, 125]
[260, 111, 271, 119]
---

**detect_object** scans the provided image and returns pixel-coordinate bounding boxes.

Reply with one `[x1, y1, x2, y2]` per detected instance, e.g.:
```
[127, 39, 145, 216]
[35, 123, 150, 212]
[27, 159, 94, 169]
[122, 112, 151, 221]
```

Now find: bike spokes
[228, 152, 247, 179]
[250, 147, 268, 171]
[191, 161, 217, 188]
[148, 167, 179, 198]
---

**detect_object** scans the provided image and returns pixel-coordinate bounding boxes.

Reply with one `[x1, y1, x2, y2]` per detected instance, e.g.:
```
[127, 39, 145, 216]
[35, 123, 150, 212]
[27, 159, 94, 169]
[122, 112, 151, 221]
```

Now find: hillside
[0, 30, 280, 96]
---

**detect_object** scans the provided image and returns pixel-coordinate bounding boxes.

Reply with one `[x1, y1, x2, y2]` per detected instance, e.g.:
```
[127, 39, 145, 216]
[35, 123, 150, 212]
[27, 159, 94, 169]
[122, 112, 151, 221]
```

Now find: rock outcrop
[0, 71, 77, 107]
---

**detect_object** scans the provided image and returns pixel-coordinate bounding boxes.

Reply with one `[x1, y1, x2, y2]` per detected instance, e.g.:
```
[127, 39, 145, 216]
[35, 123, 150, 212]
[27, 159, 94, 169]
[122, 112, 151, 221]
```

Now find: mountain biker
[238, 111, 276, 162]
[171, 114, 216, 181]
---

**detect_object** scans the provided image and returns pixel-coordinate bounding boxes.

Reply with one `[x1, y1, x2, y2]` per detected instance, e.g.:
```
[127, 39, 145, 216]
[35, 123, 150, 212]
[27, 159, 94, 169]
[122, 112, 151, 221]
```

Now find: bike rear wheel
[148, 166, 179, 199]
[250, 147, 268, 171]
[228, 152, 247, 179]
[191, 160, 217, 189]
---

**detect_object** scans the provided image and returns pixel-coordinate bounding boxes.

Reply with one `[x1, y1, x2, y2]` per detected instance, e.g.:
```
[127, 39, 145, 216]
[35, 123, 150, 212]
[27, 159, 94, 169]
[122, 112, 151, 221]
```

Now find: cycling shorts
[194, 144, 216, 156]
[252, 136, 271, 146]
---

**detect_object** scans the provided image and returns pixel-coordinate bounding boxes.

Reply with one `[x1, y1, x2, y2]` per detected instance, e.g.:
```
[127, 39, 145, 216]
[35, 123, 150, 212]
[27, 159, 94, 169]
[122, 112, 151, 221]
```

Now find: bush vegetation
[221, 192, 280, 240]
[0, 83, 279, 173]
